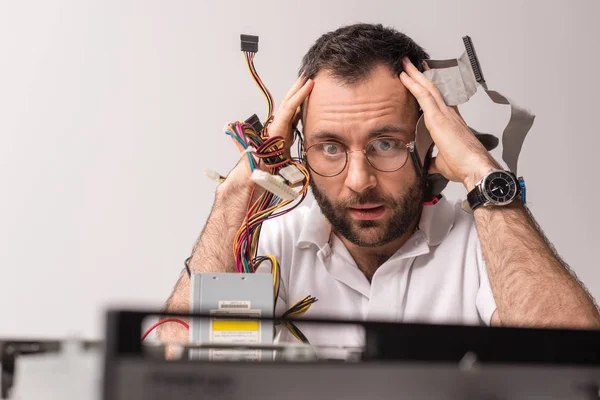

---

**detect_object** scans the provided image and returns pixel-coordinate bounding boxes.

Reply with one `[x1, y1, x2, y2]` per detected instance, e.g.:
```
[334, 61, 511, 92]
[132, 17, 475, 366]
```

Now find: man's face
[303, 64, 424, 247]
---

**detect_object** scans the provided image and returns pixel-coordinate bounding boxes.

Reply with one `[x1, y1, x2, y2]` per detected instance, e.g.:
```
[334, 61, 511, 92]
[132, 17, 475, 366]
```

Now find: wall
[1, 0, 598, 339]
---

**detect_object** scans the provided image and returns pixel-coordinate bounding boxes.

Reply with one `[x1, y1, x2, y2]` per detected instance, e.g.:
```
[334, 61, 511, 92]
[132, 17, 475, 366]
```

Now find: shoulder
[450, 199, 478, 237]
[453, 199, 482, 258]
[425, 197, 482, 262]
[420, 196, 478, 247]
[443, 198, 485, 269]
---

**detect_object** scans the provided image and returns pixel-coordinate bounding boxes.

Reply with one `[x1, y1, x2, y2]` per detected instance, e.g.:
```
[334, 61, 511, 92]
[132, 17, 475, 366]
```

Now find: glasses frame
[302, 136, 415, 177]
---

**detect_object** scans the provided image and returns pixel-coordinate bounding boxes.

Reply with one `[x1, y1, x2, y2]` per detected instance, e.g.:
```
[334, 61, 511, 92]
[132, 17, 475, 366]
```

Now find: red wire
[141, 318, 189, 341]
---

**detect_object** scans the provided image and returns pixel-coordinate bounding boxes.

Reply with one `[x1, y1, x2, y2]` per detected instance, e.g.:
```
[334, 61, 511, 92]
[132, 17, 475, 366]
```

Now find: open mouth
[348, 205, 386, 220]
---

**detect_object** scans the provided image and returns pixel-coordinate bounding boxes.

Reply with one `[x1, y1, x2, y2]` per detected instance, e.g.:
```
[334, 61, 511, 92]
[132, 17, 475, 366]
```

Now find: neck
[335, 218, 419, 282]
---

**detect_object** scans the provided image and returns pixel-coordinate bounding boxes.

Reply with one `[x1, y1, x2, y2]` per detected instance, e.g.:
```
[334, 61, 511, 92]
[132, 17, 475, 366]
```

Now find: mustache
[337, 191, 394, 208]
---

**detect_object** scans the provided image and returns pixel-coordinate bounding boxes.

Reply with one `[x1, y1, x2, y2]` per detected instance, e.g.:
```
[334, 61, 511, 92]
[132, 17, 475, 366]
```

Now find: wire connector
[251, 170, 298, 201]
[279, 165, 305, 185]
[205, 169, 222, 182]
[241, 146, 256, 156]
[245, 113, 264, 134]
[462, 35, 486, 87]
[241, 34, 259, 53]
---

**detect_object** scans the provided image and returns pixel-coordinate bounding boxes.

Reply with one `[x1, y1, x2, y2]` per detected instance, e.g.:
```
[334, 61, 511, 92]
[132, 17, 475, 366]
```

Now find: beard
[310, 176, 425, 248]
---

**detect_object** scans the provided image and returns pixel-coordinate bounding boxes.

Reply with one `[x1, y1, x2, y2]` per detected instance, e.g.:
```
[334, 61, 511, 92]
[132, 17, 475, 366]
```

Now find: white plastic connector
[241, 146, 256, 156]
[279, 165, 305, 185]
[205, 169, 222, 182]
[251, 170, 298, 201]
[272, 174, 286, 184]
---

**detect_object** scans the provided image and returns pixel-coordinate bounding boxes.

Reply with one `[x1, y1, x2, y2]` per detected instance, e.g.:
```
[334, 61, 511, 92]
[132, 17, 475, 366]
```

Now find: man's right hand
[160, 77, 313, 351]
[264, 76, 314, 159]
[214, 76, 314, 230]
[190, 76, 314, 273]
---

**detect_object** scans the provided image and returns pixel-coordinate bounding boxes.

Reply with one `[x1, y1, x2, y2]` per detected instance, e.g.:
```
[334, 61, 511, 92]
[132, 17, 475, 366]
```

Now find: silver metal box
[189, 272, 273, 361]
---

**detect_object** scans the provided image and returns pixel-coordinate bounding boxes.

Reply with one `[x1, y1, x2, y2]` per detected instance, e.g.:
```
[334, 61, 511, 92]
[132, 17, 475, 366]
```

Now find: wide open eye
[367, 138, 402, 156]
[315, 142, 344, 158]
[324, 143, 341, 155]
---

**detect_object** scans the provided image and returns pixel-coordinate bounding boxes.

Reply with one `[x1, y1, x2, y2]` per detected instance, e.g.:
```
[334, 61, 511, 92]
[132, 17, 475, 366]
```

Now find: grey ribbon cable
[483, 89, 535, 176]
[415, 47, 535, 195]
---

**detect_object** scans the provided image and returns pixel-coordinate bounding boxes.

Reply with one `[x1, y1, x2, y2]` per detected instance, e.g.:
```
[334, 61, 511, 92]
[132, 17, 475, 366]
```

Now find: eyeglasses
[303, 137, 414, 177]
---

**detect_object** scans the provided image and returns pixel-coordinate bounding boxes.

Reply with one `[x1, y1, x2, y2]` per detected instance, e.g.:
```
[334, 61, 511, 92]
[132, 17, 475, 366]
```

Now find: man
[161, 23, 599, 346]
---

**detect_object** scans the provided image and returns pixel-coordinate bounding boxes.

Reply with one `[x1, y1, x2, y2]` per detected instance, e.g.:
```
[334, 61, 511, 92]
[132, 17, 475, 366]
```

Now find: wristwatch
[467, 170, 525, 211]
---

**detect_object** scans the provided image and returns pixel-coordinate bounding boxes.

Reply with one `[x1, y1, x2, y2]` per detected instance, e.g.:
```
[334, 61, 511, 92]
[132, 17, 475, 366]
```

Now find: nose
[344, 151, 377, 194]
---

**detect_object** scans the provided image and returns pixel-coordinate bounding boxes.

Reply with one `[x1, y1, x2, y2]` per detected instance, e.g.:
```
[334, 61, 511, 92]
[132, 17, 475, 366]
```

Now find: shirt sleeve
[475, 239, 497, 326]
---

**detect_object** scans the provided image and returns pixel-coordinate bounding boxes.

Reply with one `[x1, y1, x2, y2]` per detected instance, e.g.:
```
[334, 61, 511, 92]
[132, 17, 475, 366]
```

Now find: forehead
[303, 64, 419, 142]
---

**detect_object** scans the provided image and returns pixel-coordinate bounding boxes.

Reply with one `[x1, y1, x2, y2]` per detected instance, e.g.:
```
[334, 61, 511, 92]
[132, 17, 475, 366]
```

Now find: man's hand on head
[267, 76, 314, 158]
[219, 76, 314, 195]
[399, 57, 500, 192]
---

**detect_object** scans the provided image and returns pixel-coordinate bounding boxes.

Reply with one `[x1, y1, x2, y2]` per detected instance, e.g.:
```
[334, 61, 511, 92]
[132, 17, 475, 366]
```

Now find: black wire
[285, 296, 317, 313]
[184, 256, 192, 278]
[286, 321, 310, 344]
[239, 50, 309, 344]
[275, 262, 281, 303]
[294, 126, 305, 162]
[252, 256, 282, 316]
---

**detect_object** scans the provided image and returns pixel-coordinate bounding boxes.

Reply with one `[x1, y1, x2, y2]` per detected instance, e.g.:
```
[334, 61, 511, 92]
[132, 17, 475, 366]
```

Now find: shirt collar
[296, 195, 456, 249]
[417, 196, 456, 246]
[297, 200, 332, 250]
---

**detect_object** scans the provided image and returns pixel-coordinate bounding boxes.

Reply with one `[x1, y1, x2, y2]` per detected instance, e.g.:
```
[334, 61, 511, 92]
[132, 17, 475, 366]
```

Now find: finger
[421, 60, 431, 71]
[399, 71, 442, 115]
[277, 79, 314, 122]
[282, 75, 310, 104]
[402, 57, 446, 109]
[268, 79, 313, 140]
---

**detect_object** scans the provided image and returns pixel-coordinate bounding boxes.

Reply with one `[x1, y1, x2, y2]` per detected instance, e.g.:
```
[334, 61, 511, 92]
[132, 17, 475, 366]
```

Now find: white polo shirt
[257, 195, 497, 346]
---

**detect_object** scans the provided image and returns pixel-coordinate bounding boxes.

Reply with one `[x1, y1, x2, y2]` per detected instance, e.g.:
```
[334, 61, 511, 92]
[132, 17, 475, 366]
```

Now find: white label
[218, 300, 251, 309]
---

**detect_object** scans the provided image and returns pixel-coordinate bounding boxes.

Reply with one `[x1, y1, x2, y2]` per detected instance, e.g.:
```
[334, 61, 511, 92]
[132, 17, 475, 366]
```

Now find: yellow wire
[237, 165, 311, 264]
[269, 255, 279, 300]
[232, 53, 316, 342]
[285, 323, 303, 342]
[244, 53, 272, 122]
[252, 255, 279, 303]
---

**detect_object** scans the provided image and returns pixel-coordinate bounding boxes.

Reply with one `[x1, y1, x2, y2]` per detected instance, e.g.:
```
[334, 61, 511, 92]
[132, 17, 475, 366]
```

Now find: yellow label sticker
[212, 320, 259, 331]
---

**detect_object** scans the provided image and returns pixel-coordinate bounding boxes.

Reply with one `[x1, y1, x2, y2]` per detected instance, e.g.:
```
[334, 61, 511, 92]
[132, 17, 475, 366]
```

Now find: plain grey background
[1, 0, 598, 339]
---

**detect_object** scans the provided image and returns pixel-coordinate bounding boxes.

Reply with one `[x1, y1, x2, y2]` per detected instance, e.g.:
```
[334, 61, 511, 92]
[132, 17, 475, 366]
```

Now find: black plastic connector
[462, 35, 486, 86]
[245, 113, 263, 133]
[240, 34, 259, 53]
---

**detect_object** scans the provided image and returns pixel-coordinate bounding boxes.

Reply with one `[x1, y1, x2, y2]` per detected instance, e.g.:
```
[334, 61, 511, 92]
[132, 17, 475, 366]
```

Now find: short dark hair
[299, 23, 430, 84]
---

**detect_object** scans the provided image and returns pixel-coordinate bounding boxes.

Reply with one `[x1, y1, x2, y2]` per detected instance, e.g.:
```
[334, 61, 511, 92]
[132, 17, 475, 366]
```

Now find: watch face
[483, 171, 518, 205]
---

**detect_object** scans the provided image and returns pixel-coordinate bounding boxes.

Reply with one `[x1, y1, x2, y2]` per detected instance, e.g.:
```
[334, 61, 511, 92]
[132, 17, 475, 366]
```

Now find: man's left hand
[399, 57, 499, 191]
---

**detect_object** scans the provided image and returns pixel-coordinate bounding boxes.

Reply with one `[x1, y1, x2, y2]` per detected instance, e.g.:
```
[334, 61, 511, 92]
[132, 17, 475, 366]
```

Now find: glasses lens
[366, 138, 408, 171]
[306, 142, 347, 176]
